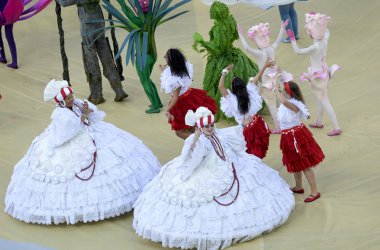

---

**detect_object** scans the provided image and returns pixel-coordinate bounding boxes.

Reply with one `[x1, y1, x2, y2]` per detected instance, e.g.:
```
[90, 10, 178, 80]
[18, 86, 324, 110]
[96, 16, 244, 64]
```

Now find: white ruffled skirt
[133, 153, 295, 250]
[4, 122, 160, 225]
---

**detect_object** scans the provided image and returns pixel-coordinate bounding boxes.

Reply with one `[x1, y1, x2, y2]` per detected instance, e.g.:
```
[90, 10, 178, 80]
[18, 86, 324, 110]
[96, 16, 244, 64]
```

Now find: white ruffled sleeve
[48, 108, 83, 148]
[288, 99, 310, 121]
[179, 134, 208, 181]
[246, 84, 263, 115]
[220, 90, 238, 118]
[160, 61, 193, 94]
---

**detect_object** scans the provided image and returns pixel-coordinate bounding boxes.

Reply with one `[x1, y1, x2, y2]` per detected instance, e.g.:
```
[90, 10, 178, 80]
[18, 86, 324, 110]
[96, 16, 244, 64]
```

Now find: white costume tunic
[277, 98, 309, 130]
[133, 126, 294, 250]
[220, 84, 262, 124]
[160, 61, 193, 96]
[5, 100, 160, 225]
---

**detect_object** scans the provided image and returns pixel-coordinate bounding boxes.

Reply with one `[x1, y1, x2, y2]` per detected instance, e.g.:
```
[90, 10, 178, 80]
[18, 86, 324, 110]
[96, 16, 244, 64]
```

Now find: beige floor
[1, 0, 380, 249]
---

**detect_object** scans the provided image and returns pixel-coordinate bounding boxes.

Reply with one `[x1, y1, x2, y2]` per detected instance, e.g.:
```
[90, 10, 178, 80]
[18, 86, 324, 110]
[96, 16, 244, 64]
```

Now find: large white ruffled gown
[4, 100, 160, 225]
[133, 125, 294, 250]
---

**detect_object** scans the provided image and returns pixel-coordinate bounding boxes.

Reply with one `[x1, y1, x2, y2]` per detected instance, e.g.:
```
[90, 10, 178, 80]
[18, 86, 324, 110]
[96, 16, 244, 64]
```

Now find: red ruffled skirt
[280, 124, 325, 173]
[243, 115, 270, 159]
[169, 88, 218, 131]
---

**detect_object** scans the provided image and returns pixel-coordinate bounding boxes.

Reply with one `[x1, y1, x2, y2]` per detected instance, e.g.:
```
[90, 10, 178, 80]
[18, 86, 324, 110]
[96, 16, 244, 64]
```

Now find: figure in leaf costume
[193, 1, 259, 121]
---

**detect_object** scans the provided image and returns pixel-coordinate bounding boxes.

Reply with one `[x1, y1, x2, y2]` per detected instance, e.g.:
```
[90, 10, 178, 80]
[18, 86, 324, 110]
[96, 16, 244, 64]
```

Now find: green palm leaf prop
[95, 0, 191, 113]
[100, 0, 191, 69]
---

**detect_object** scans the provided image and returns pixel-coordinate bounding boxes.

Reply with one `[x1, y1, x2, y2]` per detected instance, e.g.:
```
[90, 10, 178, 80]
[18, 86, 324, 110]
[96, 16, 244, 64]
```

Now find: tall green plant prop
[93, 0, 191, 113]
[193, 1, 259, 121]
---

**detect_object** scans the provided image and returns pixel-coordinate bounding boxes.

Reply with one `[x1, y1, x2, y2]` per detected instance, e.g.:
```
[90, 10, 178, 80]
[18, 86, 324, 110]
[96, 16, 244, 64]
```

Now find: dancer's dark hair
[286, 81, 305, 103]
[165, 48, 190, 78]
[231, 77, 250, 115]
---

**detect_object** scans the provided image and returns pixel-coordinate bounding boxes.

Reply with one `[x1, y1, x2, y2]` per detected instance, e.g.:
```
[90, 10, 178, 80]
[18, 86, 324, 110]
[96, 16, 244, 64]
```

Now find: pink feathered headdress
[305, 12, 331, 40]
[247, 23, 270, 49]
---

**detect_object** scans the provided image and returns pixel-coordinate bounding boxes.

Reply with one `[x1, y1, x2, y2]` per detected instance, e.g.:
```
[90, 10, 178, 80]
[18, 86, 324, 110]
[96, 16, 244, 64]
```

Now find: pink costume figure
[0, 0, 51, 69]
[238, 21, 292, 134]
[287, 12, 341, 136]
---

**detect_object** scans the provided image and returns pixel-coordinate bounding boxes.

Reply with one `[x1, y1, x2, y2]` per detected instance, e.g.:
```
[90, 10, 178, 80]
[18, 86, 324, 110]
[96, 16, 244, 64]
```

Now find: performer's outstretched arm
[238, 27, 262, 58]
[218, 64, 234, 97]
[249, 59, 276, 85]
[287, 29, 317, 55]
[272, 20, 289, 49]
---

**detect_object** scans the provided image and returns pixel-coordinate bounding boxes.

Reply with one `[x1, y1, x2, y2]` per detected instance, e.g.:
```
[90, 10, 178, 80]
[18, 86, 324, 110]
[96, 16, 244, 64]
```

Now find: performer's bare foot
[114, 92, 128, 102]
[88, 96, 106, 105]
[309, 123, 324, 129]
[327, 129, 341, 136]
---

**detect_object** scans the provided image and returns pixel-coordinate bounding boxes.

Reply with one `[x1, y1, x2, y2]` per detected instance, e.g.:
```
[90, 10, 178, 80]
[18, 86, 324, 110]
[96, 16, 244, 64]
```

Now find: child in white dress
[218, 60, 273, 159]
[274, 80, 324, 202]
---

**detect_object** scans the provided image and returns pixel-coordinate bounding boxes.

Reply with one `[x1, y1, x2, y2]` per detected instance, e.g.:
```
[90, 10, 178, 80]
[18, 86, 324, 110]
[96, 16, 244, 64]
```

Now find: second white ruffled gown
[133, 125, 294, 250]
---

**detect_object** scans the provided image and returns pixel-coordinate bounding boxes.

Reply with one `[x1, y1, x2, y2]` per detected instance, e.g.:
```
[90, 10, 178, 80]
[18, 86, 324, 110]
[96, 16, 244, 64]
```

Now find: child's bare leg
[311, 79, 341, 132]
[303, 168, 318, 195]
[293, 172, 303, 190]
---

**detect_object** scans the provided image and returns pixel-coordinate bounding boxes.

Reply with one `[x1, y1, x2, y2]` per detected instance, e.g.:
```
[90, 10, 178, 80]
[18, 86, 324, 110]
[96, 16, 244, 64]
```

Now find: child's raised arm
[249, 59, 276, 85]
[218, 64, 234, 97]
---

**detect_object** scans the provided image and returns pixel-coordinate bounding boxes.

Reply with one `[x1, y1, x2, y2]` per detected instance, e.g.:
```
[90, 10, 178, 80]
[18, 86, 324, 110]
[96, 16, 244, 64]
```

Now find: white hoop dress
[4, 99, 161, 225]
[133, 125, 294, 250]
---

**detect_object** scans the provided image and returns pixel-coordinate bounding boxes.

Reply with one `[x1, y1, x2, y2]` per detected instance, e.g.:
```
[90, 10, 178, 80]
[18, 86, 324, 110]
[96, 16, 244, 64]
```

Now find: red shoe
[304, 193, 321, 203]
[309, 123, 324, 129]
[290, 187, 304, 194]
[327, 129, 342, 136]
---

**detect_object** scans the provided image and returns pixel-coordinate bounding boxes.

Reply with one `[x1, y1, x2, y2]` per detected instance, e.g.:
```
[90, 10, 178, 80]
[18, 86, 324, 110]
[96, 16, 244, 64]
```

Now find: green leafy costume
[193, 1, 259, 121]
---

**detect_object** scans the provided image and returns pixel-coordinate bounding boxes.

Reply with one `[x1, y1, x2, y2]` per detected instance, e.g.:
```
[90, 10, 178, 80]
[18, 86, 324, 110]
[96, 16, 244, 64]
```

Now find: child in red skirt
[160, 48, 218, 139]
[218, 61, 273, 159]
[273, 81, 324, 202]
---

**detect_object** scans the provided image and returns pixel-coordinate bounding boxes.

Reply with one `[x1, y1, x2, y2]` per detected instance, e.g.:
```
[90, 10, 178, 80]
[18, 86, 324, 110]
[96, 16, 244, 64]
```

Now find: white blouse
[220, 84, 262, 124]
[160, 61, 193, 96]
[277, 98, 310, 130]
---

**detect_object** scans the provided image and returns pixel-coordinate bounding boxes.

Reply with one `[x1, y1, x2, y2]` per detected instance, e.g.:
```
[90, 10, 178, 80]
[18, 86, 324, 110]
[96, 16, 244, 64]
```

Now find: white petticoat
[133, 143, 294, 249]
[4, 121, 161, 225]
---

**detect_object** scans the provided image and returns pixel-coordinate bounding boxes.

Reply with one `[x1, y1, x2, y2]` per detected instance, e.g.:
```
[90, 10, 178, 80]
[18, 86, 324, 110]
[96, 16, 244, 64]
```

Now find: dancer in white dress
[133, 107, 294, 250]
[287, 12, 341, 136]
[219, 61, 272, 159]
[4, 79, 161, 225]
[238, 20, 293, 133]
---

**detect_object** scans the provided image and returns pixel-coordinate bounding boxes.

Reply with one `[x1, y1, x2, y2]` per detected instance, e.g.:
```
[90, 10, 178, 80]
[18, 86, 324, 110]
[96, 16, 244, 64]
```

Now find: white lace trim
[277, 98, 310, 127]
